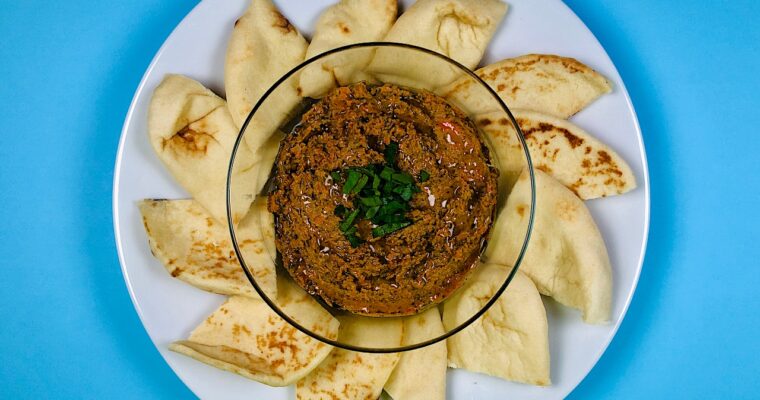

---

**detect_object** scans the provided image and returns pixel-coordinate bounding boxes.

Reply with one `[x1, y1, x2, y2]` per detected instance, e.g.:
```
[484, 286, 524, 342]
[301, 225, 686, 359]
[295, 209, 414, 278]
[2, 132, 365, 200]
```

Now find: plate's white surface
[113, 0, 650, 398]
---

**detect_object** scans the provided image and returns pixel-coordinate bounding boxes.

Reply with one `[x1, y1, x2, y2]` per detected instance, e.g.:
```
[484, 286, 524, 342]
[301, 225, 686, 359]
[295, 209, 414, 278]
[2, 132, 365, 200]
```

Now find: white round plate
[113, 0, 650, 398]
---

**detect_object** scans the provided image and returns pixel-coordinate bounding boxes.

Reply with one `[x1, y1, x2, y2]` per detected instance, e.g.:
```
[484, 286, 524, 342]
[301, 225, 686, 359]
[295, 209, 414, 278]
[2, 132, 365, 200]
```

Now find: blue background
[1, 0, 758, 398]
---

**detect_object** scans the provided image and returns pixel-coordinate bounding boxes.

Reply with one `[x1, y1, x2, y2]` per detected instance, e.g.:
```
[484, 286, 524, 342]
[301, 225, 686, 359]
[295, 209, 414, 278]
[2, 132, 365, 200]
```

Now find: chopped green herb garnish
[381, 200, 408, 214]
[400, 187, 413, 201]
[342, 170, 361, 194]
[365, 205, 381, 219]
[339, 208, 361, 232]
[391, 172, 414, 185]
[346, 233, 364, 247]
[372, 221, 411, 237]
[359, 196, 383, 207]
[374, 213, 407, 225]
[332, 141, 424, 246]
[384, 142, 399, 165]
[380, 166, 394, 181]
[351, 174, 369, 194]
[334, 204, 347, 217]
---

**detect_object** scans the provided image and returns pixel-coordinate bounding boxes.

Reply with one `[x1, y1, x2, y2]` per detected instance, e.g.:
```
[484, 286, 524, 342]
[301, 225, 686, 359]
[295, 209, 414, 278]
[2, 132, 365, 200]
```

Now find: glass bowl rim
[227, 41, 536, 353]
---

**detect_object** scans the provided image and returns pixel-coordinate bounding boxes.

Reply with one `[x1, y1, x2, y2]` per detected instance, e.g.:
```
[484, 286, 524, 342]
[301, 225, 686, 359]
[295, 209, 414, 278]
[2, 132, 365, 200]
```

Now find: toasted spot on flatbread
[271, 10, 295, 33]
[296, 316, 402, 399]
[367, 0, 508, 88]
[138, 198, 277, 299]
[170, 291, 338, 386]
[224, 0, 307, 154]
[476, 110, 636, 199]
[443, 54, 612, 118]
[148, 75, 259, 225]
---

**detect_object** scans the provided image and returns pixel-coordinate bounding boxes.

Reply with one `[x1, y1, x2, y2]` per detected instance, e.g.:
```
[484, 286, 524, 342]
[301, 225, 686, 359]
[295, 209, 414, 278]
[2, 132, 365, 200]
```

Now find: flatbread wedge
[170, 279, 339, 386]
[368, 0, 507, 88]
[147, 74, 258, 226]
[225, 0, 307, 159]
[296, 316, 402, 400]
[476, 109, 636, 199]
[486, 169, 613, 324]
[384, 307, 447, 400]
[443, 265, 550, 386]
[298, 0, 397, 98]
[443, 54, 612, 118]
[138, 197, 277, 299]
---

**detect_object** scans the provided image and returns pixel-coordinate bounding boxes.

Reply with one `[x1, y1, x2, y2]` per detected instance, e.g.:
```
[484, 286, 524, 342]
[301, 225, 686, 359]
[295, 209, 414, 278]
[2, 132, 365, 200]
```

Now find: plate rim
[112, 0, 208, 394]
[551, 0, 651, 395]
[112, 0, 651, 397]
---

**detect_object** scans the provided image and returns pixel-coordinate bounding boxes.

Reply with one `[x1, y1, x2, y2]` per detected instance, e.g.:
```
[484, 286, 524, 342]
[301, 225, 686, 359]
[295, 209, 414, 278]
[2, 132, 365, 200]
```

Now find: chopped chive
[382, 181, 395, 195]
[339, 208, 360, 232]
[391, 172, 414, 185]
[359, 196, 383, 207]
[393, 215, 409, 223]
[378, 214, 407, 224]
[372, 221, 411, 237]
[346, 233, 363, 247]
[333, 144, 428, 239]
[342, 170, 361, 194]
[400, 187, 413, 201]
[384, 142, 399, 164]
[351, 174, 369, 194]
[365, 205, 381, 219]
[380, 166, 394, 181]
[382, 200, 408, 214]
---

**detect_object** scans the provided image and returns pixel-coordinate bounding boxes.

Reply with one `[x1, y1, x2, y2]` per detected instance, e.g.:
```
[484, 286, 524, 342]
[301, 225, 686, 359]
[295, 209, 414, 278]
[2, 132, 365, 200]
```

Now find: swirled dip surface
[268, 82, 498, 316]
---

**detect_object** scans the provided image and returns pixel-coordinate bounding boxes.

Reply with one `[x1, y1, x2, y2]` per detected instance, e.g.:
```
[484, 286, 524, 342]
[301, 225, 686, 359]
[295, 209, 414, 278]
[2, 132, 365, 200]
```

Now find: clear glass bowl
[227, 42, 535, 353]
